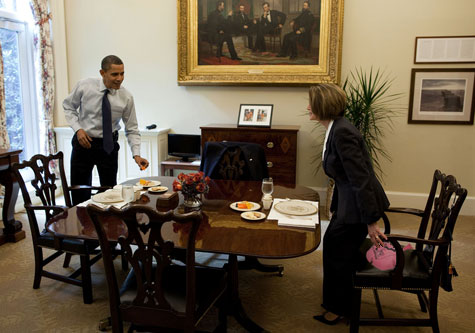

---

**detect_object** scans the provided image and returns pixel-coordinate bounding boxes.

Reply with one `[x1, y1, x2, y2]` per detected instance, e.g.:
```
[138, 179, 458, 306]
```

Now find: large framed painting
[408, 68, 475, 125]
[177, 0, 344, 86]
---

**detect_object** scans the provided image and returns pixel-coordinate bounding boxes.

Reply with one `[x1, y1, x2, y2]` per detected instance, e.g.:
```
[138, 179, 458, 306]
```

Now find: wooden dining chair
[86, 204, 228, 333]
[200, 141, 284, 276]
[12, 152, 105, 304]
[351, 170, 467, 333]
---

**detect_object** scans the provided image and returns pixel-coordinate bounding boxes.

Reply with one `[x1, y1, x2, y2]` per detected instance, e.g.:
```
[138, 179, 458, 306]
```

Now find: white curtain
[0, 41, 10, 150]
[30, 0, 56, 157]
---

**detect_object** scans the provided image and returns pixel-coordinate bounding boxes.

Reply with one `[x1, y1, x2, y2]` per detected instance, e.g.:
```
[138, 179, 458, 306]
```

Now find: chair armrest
[383, 234, 450, 289]
[387, 234, 449, 247]
[381, 212, 391, 234]
[386, 207, 424, 218]
[69, 185, 111, 192]
[27, 204, 69, 215]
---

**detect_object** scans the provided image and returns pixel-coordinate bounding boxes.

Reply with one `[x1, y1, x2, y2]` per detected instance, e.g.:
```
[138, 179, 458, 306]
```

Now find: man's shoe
[232, 57, 242, 60]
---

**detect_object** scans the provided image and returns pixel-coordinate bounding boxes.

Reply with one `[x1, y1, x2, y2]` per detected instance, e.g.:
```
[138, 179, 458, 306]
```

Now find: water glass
[121, 184, 135, 203]
[262, 196, 273, 210]
[261, 177, 274, 199]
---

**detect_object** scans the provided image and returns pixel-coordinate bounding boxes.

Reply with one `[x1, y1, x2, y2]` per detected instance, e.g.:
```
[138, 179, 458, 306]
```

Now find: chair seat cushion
[354, 247, 432, 290]
[120, 264, 227, 315]
[38, 231, 99, 255]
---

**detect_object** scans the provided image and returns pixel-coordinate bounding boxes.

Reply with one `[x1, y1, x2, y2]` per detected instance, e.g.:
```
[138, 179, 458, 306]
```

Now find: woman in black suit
[308, 84, 390, 325]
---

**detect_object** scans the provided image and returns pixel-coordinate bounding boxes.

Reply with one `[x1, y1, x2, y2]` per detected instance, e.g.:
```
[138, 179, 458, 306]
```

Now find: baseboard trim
[309, 187, 474, 216]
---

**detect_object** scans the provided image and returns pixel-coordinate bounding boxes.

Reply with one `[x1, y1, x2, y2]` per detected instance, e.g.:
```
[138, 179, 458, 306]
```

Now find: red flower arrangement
[172, 172, 210, 197]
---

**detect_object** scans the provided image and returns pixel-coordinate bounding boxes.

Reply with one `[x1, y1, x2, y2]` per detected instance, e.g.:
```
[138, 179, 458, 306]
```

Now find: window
[0, 1, 39, 161]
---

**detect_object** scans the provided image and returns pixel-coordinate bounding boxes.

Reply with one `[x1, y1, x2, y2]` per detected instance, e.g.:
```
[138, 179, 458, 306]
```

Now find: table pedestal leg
[227, 254, 269, 333]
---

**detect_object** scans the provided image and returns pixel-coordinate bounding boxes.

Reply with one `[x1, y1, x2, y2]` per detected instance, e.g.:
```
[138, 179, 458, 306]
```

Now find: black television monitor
[167, 134, 201, 161]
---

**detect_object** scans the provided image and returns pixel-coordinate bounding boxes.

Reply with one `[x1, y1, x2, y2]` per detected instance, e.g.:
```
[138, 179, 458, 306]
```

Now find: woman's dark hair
[309, 84, 346, 120]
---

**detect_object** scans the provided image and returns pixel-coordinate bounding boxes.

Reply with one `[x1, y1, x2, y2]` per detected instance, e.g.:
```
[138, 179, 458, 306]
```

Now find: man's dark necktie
[102, 90, 113, 154]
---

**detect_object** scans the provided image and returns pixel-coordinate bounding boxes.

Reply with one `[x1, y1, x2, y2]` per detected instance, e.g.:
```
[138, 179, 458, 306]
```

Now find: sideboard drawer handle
[267, 141, 274, 149]
[267, 161, 273, 168]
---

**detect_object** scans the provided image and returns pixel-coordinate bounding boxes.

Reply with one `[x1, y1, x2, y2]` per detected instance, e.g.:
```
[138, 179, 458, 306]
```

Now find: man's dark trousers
[70, 131, 119, 205]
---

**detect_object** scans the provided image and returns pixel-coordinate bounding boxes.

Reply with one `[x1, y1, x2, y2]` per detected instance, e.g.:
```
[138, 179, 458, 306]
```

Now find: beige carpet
[1, 211, 474, 332]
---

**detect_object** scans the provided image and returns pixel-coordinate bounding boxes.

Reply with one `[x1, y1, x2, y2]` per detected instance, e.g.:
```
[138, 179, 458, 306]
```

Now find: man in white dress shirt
[63, 55, 149, 205]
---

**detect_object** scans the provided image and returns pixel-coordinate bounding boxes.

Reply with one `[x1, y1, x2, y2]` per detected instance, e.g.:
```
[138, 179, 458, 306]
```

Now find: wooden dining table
[47, 176, 321, 332]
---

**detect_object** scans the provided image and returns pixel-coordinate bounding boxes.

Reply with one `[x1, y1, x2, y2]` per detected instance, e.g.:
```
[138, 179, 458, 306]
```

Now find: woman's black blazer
[323, 117, 389, 224]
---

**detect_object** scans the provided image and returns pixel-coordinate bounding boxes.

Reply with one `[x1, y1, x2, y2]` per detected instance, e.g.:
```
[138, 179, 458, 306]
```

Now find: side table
[0, 149, 25, 245]
[160, 157, 200, 177]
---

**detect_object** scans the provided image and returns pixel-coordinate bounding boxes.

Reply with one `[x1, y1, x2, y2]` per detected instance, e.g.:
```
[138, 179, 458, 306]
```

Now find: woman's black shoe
[313, 312, 343, 325]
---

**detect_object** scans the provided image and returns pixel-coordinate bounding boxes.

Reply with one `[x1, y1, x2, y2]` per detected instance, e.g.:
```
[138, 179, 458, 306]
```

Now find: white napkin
[77, 198, 129, 209]
[268, 198, 319, 229]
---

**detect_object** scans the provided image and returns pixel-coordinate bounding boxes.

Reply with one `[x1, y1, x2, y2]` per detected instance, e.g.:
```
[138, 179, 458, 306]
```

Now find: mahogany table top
[47, 177, 321, 259]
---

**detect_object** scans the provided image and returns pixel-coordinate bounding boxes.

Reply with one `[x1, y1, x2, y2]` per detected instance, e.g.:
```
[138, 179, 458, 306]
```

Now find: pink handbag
[366, 242, 413, 271]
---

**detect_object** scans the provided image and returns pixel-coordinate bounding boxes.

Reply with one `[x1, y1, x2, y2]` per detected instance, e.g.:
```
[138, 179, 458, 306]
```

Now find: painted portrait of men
[198, 0, 321, 66]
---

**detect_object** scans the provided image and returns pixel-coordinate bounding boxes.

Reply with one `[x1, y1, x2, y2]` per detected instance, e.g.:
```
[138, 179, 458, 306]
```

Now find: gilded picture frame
[177, 0, 344, 86]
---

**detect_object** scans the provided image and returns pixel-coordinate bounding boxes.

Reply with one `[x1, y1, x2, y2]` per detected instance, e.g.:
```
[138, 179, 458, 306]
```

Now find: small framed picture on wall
[237, 104, 273, 127]
[408, 68, 475, 125]
[414, 36, 475, 64]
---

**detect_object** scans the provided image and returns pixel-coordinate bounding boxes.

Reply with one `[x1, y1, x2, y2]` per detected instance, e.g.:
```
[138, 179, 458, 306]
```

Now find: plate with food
[148, 186, 168, 194]
[136, 179, 161, 188]
[241, 211, 266, 221]
[230, 201, 261, 212]
[92, 190, 123, 204]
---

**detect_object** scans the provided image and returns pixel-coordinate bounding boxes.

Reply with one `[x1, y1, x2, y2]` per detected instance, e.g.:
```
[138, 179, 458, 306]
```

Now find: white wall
[55, 0, 475, 214]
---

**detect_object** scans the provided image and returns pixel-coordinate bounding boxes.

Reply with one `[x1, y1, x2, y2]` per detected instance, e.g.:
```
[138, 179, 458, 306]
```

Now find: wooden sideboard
[200, 124, 299, 185]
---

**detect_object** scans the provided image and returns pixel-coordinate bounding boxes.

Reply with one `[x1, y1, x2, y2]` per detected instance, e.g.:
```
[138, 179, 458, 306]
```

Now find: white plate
[148, 186, 168, 193]
[274, 200, 318, 216]
[241, 211, 266, 221]
[92, 191, 123, 204]
[230, 201, 261, 212]
[135, 180, 161, 188]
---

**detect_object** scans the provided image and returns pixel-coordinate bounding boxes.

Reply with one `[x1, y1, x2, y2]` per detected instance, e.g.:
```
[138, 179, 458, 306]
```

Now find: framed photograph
[237, 104, 273, 127]
[408, 68, 475, 125]
[177, 0, 344, 86]
[414, 36, 475, 64]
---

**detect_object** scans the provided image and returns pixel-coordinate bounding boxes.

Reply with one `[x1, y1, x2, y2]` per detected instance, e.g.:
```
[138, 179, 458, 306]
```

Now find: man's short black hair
[304, 1, 310, 6]
[262, 2, 270, 7]
[101, 55, 123, 71]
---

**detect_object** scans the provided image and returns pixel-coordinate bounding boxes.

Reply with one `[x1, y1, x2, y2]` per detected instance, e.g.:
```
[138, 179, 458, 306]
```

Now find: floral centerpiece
[173, 172, 210, 210]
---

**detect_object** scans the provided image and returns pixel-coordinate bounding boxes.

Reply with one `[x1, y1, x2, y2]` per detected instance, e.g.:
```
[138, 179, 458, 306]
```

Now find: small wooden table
[0, 148, 25, 245]
[160, 157, 200, 176]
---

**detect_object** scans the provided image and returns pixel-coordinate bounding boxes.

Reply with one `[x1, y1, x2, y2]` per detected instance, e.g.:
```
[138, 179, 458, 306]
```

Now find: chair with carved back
[200, 141, 284, 276]
[264, 25, 282, 52]
[297, 16, 319, 58]
[351, 170, 467, 333]
[12, 152, 106, 304]
[86, 204, 228, 333]
[199, 21, 218, 57]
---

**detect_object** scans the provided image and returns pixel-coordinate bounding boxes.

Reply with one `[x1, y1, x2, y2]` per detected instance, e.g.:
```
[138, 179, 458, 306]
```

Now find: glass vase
[183, 193, 202, 212]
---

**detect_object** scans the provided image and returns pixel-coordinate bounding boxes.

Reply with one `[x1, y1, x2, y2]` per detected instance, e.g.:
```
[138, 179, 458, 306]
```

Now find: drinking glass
[121, 184, 135, 203]
[261, 177, 274, 199]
